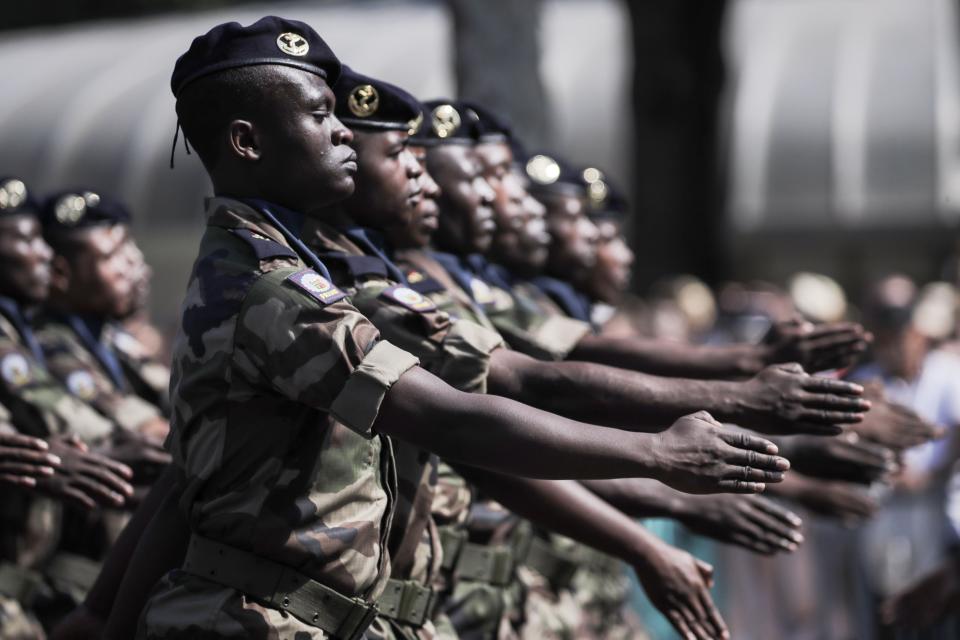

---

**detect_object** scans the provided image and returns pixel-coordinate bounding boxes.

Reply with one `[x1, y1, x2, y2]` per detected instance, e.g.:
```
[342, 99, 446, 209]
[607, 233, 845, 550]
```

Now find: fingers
[729, 531, 778, 555]
[725, 447, 791, 473]
[698, 588, 729, 639]
[59, 485, 98, 510]
[72, 475, 127, 508]
[752, 495, 803, 527]
[83, 451, 135, 480]
[0, 473, 38, 488]
[76, 461, 134, 498]
[800, 376, 864, 396]
[742, 502, 804, 550]
[0, 432, 49, 450]
[0, 462, 56, 477]
[0, 446, 62, 467]
[718, 430, 780, 455]
[716, 479, 766, 494]
[723, 464, 785, 484]
[798, 392, 871, 412]
[666, 609, 696, 640]
[804, 322, 864, 340]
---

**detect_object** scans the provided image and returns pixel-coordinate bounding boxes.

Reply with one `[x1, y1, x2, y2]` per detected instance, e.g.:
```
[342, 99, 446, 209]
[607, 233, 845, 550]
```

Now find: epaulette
[228, 228, 298, 261]
[319, 253, 390, 280]
[404, 269, 447, 295]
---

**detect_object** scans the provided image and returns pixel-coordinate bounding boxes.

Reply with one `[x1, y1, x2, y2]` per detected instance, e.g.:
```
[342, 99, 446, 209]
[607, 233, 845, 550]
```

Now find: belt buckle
[339, 598, 379, 640]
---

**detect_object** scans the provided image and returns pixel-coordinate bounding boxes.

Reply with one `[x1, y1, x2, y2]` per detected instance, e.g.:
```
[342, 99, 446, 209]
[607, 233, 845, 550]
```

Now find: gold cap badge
[54, 191, 100, 225]
[277, 32, 309, 56]
[407, 112, 423, 136]
[348, 84, 379, 118]
[0, 179, 27, 211]
[526, 154, 560, 185]
[582, 168, 608, 205]
[431, 105, 461, 139]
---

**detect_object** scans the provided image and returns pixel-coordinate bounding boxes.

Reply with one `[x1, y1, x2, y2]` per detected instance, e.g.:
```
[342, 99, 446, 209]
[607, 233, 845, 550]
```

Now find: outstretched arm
[457, 467, 729, 640]
[377, 368, 788, 494]
[489, 348, 868, 436]
[582, 477, 803, 555]
[569, 321, 868, 379]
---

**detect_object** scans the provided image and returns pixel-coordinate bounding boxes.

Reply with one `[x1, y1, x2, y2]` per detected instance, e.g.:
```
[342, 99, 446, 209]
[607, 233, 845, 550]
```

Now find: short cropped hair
[175, 65, 293, 170]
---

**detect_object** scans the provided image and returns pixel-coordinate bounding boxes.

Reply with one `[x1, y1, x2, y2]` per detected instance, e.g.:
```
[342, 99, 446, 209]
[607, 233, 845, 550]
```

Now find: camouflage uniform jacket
[302, 215, 503, 584]
[152, 196, 420, 601]
[0, 302, 113, 443]
[103, 323, 171, 416]
[34, 314, 162, 434]
[393, 253, 588, 362]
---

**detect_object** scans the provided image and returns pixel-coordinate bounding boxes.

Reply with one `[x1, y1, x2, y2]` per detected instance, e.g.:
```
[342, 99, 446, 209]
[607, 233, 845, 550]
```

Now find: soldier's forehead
[86, 224, 130, 255]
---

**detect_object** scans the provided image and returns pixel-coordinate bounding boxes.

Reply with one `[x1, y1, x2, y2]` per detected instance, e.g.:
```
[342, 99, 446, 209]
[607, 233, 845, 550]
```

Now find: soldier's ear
[227, 119, 261, 163]
[49, 254, 71, 295]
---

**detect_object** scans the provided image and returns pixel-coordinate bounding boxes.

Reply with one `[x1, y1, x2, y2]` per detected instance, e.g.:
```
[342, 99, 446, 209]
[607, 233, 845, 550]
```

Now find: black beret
[408, 99, 481, 147]
[333, 66, 422, 133]
[41, 189, 131, 232]
[524, 152, 586, 198]
[464, 102, 513, 143]
[171, 16, 341, 98]
[0, 178, 40, 217]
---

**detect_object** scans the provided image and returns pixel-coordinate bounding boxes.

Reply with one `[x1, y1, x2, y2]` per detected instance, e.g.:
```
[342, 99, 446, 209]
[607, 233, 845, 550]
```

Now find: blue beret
[0, 178, 40, 217]
[464, 102, 513, 143]
[333, 66, 421, 133]
[41, 189, 131, 232]
[408, 99, 481, 147]
[170, 16, 341, 98]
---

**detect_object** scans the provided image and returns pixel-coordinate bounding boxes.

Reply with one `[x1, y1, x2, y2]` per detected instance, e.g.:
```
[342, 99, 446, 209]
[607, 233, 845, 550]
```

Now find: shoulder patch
[380, 285, 438, 313]
[1, 353, 32, 388]
[65, 369, 97, 400]
[285, 269, 349, 305]
[228, 228, 298, 261]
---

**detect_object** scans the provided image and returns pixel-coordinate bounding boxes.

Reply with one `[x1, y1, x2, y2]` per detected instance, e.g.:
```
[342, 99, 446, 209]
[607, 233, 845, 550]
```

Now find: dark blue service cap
[464, 102, 513, 143]
[333, 66, 422, 133]
[408, 99, 481, 147]
[170, 16, 341, 98]
[41, 189, 131, 232]
[0, 178, 40, 217]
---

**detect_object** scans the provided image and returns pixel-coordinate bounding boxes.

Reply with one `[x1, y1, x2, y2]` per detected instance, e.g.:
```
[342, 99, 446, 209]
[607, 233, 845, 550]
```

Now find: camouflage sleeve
[39, 341, 159, 436]
[0, 338, 113, 442]
[351, 281, 504, 394]
[490, 314, 591, 362]
[234, 269, 419, 436]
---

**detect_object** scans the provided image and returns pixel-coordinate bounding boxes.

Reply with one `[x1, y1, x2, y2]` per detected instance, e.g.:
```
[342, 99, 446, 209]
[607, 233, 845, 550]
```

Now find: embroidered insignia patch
[0, 353, 31, 388]
[381, 285, 437, 313]
[66, 370, 97, 400]
[286, 269, 348, 305]
[469, 278, 495, 305]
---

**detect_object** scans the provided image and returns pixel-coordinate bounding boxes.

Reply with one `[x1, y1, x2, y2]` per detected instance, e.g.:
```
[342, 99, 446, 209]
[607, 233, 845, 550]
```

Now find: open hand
[0, 431, 60, 489]
[764, 319, 870, 372]
[678, 494, 804, 555]
[771, 473, 877, 526]
[780, 433, 896, 484]
[653, 411, 789, 494]
[35, 436, 135, 509]
[848, 381, 942, 450]
[634, 539, 729, 640]
[740, 363, 869, 435]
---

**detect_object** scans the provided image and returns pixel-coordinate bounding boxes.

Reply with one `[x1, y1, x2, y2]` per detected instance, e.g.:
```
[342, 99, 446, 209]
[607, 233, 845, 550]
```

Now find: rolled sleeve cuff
[533, 315, 592, 360]
[437, 320, 504, 393]
[331, 340, 420, 436]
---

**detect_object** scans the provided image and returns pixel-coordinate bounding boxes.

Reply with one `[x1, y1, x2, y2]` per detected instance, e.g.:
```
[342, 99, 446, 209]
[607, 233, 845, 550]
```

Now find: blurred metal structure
[725, 0, 960, 286]
[0, 0, 631, 331]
